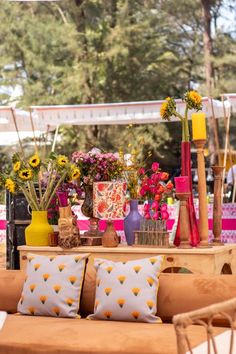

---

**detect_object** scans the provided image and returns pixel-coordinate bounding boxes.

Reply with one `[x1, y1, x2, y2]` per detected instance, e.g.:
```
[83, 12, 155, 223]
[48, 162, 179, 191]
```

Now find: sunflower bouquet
[0, 152, 80, 211]
[160, 90, 202, 141]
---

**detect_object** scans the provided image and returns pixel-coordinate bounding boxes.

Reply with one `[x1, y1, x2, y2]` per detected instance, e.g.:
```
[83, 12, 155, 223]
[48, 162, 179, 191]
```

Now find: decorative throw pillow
[87, 255, 164, 323]
[17, 253, 89, 318]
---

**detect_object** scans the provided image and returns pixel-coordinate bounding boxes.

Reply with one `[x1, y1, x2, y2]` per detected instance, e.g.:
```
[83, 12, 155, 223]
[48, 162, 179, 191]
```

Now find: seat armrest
[173, 297, 236, 354]
[0, 270, 25, 313]
[157, 273, 236, 322]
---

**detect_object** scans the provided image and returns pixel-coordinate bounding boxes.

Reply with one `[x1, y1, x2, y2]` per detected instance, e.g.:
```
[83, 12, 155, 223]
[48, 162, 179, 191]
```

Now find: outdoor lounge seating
[0, 266, 236, 354]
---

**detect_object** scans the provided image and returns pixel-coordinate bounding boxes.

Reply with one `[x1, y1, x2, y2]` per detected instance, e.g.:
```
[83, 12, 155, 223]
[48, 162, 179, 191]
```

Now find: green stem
[174, 110, 184, 121]
[45, 172, 67, 210]
[38, 168, 43, 204]
[21, 185, 38, 211]
[182, 121, 185, 141]
[183, 106, 190, 142]
[39, 163, 56, 209]
[172, 108, 188, 142]
[27, 182, 39, 210]
[28, 181, 39, 210]
[40, 173, 57, 209]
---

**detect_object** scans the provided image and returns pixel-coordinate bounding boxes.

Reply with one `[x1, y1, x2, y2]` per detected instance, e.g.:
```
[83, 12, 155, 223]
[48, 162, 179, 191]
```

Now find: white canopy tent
[223, 94, 236, 113]
[0, 107, 55, 132]
[1, 94, 235, 148]
[0, 107, 55, 146]
[31, 97, 232, 127]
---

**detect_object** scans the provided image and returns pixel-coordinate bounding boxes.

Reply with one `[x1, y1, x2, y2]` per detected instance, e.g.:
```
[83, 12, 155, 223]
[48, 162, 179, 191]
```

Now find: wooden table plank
[18, 244, 236, 275]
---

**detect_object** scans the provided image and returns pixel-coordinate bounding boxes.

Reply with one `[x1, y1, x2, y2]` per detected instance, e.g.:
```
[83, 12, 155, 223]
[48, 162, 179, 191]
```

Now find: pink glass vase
[56, 191, 68, 207]
[174, 141, 200, 247]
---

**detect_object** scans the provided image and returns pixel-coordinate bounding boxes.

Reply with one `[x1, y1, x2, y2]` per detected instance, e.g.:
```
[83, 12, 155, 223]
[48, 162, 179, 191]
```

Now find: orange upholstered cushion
[0, 314, 225, 354]
[0, 270, 25, 313]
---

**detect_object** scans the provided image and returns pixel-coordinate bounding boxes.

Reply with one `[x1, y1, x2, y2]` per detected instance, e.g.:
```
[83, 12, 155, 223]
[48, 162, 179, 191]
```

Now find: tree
[0, 0, 235, 173]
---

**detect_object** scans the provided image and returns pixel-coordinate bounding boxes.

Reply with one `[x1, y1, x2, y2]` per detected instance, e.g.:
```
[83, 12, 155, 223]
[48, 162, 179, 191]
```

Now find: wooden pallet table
[18, 244, 236, 275]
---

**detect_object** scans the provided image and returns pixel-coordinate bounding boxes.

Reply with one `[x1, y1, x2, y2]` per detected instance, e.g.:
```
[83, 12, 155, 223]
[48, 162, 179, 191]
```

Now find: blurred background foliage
[0, 0, 235, 180]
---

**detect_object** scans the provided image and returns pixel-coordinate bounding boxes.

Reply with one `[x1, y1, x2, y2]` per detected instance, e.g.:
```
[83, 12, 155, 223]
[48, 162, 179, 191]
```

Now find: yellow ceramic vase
[25, 211, 53, 246]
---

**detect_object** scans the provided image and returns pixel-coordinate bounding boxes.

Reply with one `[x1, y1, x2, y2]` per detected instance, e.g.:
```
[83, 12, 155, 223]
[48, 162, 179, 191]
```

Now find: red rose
[138, 168, 145, 175]
[166, 182, 174, 190]
[151, 162, 159, 172]
[154, 194, 161, 201]
[157, 185, 165, 194]
[160, 172, 169, 181]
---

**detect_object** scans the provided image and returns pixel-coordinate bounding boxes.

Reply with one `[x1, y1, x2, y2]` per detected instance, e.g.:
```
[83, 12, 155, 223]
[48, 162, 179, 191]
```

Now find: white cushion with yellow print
[17, 253, 89, 318]
[87, 255, 164, 323]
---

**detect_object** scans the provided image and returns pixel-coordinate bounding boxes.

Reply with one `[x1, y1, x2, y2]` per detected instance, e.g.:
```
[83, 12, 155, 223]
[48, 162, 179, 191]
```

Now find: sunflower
[160, 97, 176, 121]
[13, 161, 21, 172]
[18, 169, 33, 181]
[5, 178, 15, 193]
[29, 154, 40, 168]
[57, 155, 68, 167]
[71, 168, 80, 180]
[184, 90, 202, 110]
[160, 102, 168, 118]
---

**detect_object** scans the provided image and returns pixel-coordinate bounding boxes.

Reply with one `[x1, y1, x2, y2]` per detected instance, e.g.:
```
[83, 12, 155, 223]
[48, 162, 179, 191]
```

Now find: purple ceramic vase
[124, 199, 142, 245]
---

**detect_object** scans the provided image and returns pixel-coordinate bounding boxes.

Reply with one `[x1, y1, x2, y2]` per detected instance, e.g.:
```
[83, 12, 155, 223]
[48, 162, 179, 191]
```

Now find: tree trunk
[201, 0, 219, 165]
[201, 0, 214, 95]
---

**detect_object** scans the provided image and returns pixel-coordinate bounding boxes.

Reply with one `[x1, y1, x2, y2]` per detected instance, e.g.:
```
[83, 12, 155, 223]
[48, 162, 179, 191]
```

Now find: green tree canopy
[0, 0, 235, 173]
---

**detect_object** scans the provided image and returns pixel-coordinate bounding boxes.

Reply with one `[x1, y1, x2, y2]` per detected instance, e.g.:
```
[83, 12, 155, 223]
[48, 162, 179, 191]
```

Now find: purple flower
[95, 173, 101, 180]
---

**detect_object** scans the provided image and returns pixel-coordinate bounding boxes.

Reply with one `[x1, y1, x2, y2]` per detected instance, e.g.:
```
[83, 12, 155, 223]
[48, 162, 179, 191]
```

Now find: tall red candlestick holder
[174, 142, 200, 247]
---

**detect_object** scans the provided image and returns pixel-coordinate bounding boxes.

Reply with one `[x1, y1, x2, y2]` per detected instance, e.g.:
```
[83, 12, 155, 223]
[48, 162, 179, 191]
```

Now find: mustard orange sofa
[0, 268, 236, 354]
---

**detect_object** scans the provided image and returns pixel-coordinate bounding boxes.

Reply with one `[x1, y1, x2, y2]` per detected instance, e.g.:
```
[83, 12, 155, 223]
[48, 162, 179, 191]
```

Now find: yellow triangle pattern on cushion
[87, 255, 164, 323]
[17, 253, 90, 319]
[43, 273, 50, 282]
[53, 285, 61, 294]
[117, 275, 126, 284]
[39, 295, 47, 304]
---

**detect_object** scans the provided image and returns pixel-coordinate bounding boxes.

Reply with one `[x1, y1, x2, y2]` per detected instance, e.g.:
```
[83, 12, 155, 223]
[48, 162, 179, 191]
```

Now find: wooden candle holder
[212, 165, 225, 246]
[58, 205, 81, 248]
[176, 192, 192, 248]
[193, 139, 210, 247]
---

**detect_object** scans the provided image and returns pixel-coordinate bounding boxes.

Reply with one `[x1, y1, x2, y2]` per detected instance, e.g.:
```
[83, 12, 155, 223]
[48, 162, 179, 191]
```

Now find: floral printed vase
[93, 182, 126, 219]
[124, 199, 142, 246]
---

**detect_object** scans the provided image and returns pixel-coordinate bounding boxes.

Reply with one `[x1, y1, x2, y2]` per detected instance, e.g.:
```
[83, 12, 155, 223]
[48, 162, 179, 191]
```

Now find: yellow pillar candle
[191, 112, 207, 140]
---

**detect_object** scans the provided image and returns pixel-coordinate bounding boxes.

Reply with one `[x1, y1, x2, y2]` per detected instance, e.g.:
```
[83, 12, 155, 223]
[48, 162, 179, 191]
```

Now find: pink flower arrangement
[72, 151, 123, 185]
[139, 162, 173, 221]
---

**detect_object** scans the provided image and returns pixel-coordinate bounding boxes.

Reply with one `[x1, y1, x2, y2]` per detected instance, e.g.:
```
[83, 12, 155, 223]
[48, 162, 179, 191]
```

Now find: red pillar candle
[174, 176, 190, 193]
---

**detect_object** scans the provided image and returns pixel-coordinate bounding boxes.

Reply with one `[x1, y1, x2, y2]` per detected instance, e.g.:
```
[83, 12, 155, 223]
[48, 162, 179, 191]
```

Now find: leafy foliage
[0, 0, 235, 177]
